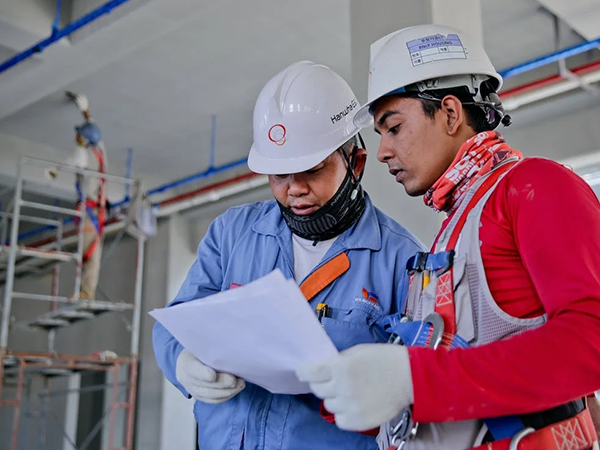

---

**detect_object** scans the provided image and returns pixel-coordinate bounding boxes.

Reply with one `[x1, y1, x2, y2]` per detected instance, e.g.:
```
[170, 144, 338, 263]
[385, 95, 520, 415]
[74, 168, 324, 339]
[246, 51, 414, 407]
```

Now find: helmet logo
[268, 124, 287, 146]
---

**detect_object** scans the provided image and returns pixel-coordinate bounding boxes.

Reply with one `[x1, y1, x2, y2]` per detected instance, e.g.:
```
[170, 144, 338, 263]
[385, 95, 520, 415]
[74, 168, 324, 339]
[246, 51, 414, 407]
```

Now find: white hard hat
[248, 61, 361, 175]
[354, 24, 503, 128]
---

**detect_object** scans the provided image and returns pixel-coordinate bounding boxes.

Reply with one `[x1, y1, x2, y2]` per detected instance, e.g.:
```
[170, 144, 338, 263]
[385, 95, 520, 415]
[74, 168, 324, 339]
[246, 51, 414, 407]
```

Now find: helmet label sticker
[407, 34, 466, 67]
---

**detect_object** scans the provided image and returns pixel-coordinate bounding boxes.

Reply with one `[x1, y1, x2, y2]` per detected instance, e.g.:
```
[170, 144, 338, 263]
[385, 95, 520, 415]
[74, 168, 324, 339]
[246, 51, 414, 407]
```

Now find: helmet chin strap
[340, 131, 367, 200]
[278, 133, 368, 243]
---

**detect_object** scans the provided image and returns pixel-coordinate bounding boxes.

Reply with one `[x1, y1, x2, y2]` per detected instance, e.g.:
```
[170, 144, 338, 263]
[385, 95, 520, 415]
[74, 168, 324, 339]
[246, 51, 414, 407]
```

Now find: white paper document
[150, 269, 338, 394]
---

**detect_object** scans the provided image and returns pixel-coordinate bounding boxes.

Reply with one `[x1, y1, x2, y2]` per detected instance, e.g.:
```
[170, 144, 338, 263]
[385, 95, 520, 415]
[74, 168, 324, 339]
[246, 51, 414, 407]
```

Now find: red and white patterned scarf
[424, 131, 523, 213]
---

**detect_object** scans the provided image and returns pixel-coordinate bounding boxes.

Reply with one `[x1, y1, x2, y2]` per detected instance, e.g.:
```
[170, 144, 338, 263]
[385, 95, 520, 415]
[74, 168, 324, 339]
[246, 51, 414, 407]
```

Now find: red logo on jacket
[362, 288, 378, 304]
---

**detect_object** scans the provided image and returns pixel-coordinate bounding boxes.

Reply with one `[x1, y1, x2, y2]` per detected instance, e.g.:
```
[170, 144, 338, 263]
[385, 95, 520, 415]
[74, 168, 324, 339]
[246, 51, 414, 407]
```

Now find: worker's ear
[440, 95, 465, 136]
[351, 147, 367, 178]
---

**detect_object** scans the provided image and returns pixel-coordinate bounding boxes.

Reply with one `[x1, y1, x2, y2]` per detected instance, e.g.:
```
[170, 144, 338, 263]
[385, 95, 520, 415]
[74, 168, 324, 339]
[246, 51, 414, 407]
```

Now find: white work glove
[74, 94, 89, 112]
[296, 344, 413, 432]
[176, 349, 245, 404]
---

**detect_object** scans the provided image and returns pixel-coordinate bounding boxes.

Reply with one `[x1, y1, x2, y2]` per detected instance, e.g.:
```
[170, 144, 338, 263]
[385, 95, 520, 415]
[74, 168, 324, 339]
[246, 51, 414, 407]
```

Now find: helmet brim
[248, 127, 362, 175]
[248, 143, 339, 175]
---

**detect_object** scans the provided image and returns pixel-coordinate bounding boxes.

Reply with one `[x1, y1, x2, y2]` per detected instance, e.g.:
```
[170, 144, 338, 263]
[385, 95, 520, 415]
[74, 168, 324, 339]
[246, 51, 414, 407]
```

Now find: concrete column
[135, 220, 168, 450]
[63, 374, 81, 450]
[349, 0, 483, 245]
[158, 214, 196, 450]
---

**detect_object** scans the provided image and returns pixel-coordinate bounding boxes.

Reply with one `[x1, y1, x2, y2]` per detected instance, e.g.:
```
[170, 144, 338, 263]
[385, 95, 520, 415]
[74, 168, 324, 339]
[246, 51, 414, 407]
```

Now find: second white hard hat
[248, 61, 361, 175]
[354, 24, 503, 128]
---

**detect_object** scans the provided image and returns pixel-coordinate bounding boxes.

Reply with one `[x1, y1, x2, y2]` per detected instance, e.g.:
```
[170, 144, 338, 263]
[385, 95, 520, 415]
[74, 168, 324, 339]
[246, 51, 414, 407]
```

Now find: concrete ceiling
[537, 0, 600, 40]
[0, 0, 351, 193]
[0, 0, 599, 200]
[481, 0, 585, 79]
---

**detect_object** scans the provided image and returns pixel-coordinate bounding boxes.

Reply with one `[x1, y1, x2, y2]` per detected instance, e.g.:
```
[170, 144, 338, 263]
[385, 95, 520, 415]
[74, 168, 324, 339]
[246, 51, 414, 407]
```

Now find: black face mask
[278, 135, 367, 242]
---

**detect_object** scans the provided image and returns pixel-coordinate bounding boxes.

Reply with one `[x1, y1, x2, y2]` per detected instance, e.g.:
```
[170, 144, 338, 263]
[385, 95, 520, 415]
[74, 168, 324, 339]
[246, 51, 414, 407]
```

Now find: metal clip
[422, 312, 444, 350]
[386, 313, 444, 449]
[509, 427, 534, 450]
[388, 408, 419, 449]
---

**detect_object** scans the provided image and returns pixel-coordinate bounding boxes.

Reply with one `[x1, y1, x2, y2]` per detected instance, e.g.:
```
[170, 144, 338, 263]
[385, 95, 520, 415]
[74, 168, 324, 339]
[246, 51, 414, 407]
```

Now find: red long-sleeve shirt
[409, 158, 600, 423]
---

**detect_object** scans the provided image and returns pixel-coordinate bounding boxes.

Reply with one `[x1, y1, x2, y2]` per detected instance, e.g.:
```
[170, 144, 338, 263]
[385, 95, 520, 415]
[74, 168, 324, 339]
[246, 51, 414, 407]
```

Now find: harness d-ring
[422, 312, 444, 350]
[509, 427, 534, 450]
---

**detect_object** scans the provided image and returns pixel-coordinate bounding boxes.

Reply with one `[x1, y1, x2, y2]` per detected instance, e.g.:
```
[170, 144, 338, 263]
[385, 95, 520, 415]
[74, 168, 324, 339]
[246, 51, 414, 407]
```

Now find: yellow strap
[300, 253, 350, 301]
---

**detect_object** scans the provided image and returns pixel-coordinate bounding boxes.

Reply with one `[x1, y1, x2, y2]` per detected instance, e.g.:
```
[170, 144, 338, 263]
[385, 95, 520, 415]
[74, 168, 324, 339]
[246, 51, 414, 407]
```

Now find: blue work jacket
[153, 196, 423, 450]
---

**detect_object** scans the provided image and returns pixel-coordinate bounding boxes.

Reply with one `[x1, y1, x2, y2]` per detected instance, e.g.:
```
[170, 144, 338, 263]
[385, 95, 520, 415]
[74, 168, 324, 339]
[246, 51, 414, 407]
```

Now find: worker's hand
[296, 344, 413, 431]
[74, 94, 89, 112]
[44, 167, 58, 180]
[176, 348, 245, 404]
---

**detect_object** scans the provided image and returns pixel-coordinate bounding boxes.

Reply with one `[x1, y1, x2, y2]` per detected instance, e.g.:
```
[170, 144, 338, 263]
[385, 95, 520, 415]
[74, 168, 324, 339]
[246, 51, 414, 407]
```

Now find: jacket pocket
[321, 306, 387, 351]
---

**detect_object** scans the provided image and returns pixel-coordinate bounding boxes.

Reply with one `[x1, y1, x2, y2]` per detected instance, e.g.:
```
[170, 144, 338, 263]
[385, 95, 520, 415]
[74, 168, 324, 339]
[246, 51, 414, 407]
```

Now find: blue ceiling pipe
[499, 36, 600, 80]
[0, 0, 134, 74]
[145, 114, 248, 197]
[145, 159, 248, 197]
[52, 0, 62, 35]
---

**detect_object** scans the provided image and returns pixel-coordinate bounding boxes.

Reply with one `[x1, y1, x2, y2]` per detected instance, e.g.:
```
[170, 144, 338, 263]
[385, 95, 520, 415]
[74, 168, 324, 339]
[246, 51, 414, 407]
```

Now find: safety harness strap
[468, 408, 597, 450]
[74, 146, 107, 263]
[433, 160, 519, 340]
[83, 237, 99, 263]
[387, 162, 525, 446]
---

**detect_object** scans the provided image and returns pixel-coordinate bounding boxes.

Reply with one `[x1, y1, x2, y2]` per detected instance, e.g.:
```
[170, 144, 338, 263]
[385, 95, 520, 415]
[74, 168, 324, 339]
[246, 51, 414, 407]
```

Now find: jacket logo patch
[362, 288, 378, 303]
[354, 288, 382, 311]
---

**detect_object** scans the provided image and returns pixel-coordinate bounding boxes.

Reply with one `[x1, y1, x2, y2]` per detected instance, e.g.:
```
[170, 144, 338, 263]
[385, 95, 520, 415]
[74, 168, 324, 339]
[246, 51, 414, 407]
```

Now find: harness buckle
[427, 250, 455, 276]
[406, 251, 455, 276]
[406, 252, 429, 274]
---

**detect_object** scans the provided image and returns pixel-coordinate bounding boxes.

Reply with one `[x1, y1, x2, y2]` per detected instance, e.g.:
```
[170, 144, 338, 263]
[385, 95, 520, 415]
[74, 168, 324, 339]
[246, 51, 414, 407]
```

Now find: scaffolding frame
[2, 354, 138, 450]
[0, 156, 145, 450]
